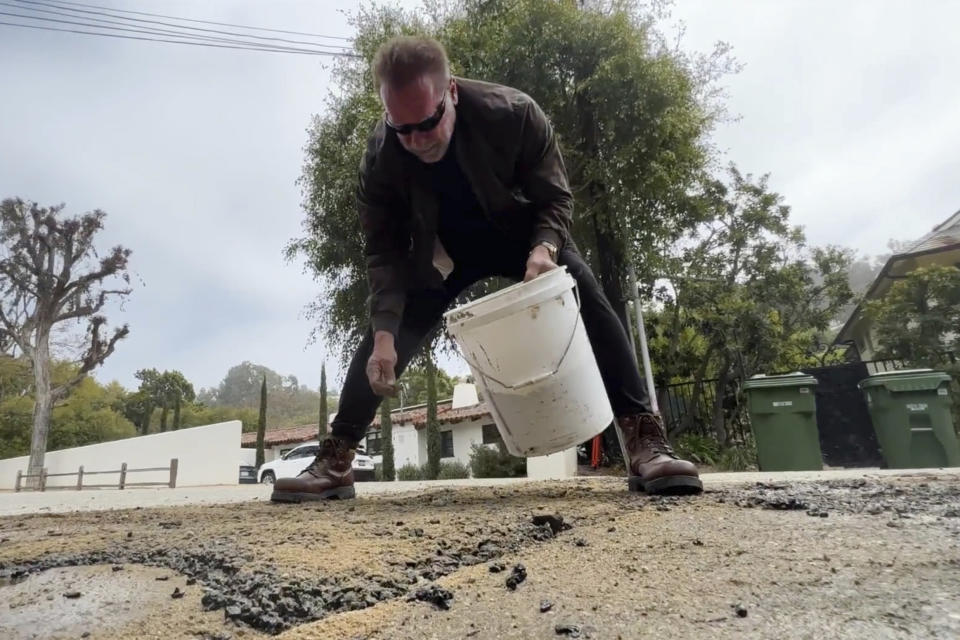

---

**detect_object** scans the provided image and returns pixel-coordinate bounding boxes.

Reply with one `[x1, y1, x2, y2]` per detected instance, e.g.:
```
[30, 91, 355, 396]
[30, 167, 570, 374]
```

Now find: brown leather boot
[270, 436, 356, 502]
[617, 414, 702, 495]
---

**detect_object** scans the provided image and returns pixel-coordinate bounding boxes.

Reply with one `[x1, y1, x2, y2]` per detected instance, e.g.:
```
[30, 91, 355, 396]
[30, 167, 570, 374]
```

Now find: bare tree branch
[1, 197, 133, 479]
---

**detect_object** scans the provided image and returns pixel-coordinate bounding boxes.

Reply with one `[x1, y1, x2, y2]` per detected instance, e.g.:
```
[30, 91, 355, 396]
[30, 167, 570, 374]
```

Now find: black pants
[331, 247, 652, 443]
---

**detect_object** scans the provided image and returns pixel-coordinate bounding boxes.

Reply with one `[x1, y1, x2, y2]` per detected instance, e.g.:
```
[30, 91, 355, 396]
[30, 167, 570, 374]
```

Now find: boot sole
[629, 475, 703, 495]
[270, 486, 356, 502]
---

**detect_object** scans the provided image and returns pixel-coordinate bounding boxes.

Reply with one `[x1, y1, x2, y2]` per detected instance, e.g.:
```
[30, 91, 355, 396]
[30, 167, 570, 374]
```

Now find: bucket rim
[443, 266, 574, 328]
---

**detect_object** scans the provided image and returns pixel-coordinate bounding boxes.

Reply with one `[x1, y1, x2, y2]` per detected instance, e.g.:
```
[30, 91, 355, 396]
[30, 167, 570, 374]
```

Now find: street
[2, 471, 959, 639]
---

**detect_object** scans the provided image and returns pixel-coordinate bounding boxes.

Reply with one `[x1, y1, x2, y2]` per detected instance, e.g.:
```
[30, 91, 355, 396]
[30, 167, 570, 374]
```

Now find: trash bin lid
[743, 372, 818, 391]
[859, 368, 953, 392]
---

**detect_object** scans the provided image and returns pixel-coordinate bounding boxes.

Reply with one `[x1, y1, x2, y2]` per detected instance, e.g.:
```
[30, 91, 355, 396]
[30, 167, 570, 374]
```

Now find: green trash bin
[743, 373, 823, 471]
[859, 369, 960, 469]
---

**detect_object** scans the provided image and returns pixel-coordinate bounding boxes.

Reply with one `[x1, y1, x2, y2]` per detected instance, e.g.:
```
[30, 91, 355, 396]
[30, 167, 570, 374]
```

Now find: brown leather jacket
[357, 77, 574, 336]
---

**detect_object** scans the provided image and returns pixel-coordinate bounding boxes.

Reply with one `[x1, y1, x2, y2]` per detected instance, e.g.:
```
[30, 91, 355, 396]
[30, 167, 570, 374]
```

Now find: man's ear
[450, 78, 459, 105]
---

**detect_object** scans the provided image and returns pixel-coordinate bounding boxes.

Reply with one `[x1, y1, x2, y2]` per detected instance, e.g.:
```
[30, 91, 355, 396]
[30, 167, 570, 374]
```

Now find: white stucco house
[364, 383, 500, 470]
[835, 208, 960, 361]
[241, 383, 577, 479]
[240, 384, 501, 470]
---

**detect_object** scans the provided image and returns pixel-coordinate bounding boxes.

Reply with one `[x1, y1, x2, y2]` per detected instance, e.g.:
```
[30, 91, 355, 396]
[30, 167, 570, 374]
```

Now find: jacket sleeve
[516, 97, 574, 251]
[358, 132, 408, 338]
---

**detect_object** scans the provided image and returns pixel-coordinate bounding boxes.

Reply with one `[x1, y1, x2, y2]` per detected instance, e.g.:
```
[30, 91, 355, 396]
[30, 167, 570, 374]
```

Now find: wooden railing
[14, 459, 179, 492]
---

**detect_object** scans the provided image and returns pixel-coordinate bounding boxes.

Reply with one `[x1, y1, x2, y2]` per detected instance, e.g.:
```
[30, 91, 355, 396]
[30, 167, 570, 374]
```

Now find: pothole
[0, 564, 231, 640]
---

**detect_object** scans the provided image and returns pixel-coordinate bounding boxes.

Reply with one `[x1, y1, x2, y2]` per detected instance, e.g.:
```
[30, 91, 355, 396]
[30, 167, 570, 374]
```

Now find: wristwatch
[533, 240, 558, 262]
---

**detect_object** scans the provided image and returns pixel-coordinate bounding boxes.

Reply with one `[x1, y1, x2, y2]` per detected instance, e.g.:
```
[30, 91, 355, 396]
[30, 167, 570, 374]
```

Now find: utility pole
[626, 263, 659, 414]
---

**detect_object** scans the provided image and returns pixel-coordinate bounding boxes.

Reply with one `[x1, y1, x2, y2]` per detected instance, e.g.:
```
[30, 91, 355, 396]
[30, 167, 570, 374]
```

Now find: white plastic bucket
[443, 266, 613, 457]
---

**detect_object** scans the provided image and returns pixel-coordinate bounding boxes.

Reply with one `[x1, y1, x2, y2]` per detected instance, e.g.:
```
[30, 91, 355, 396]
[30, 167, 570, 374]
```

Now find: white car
[257, 441, 376, 484]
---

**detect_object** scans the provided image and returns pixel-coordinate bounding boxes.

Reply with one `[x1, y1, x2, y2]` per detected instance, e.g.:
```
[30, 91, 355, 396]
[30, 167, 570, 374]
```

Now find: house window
[366, 431, 382, 456]
[481, 423, 501, 445]
[441, 430, 454, 458]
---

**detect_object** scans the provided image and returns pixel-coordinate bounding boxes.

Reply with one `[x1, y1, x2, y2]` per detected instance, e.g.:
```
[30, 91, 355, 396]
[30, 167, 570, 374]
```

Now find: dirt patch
[1, 476, 959, 638]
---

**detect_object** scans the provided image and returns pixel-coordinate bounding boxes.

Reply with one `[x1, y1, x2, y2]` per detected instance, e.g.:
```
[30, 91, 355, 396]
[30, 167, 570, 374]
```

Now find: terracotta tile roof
[375, 401, 492, 429]
[239, 402, 493, 447]
[240, 423, 319, 447]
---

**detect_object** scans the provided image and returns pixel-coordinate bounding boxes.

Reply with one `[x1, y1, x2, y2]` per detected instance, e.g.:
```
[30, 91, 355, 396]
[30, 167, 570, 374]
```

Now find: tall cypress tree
[380, 398, 395, 481]
[159, 398, 169, 433]
[425, 353, 440, 480]
[173, 394, 181, 430]
[255, 375, 267, 468]
[318, 363, 328, 438]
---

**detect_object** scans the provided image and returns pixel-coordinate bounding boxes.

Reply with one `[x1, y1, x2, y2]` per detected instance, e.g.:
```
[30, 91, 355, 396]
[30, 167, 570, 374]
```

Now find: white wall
[392, 423, 420, 468]
[448, 418, 487, 468]
[414, 419, 486, 469]
[527, 448, 578, 479]
[0, 420, 242, 490]
[370, 417, 496, 474]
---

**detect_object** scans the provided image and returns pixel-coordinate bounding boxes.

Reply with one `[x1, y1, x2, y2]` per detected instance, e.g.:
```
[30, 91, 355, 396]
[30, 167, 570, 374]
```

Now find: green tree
[650, 167, 852, 442]
[398, 363, 457, 405]
[127, 368, 195, 433]
[379, 397, 395, 480]
[865, 265, 960, 364]
[156, 370, 195, 432]
[256, 375, 267, 468]
[49, 376, 137, 451]
[177, 403, 258, 432]
[865, 265, 960, 430]
[0, 364, 136, 458]
[289, 0, 733, 365]
[0, 198, 132, 482]
[202, 361, 338, 428]
[128, 368, 160, 433]
[0, 353, 31, 402]
[212, 361, 289, 408]
[318, 363, 328, 437]
[425, 353, 441, 480]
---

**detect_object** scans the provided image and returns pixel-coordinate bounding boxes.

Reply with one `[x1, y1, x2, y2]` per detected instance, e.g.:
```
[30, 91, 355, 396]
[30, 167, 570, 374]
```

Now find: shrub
[716, 441, 758, 471]
[437, 460, 470, 479]
[396, 463, 423, 481]
[673, 433, 721, 466]
[469, 443, 526, 478]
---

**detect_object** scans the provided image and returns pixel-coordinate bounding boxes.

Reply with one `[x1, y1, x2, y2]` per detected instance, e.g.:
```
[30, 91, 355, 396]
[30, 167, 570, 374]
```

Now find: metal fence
[659, 357, 916, 444]
[659, 378, 749, 442]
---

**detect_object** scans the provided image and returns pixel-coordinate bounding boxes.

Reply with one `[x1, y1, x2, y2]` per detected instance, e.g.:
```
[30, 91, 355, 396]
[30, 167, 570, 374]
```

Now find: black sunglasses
[384, 90, 447, 135]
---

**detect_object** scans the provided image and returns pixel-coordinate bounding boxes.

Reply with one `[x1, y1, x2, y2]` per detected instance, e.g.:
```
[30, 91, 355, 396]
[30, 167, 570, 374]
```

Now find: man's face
[381, 75, 457, 164]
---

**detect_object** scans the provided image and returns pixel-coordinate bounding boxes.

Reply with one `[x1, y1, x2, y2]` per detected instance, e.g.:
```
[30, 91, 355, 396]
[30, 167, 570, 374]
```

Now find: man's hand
[367, 331, 398, 396]
[523, 244, 559, 282]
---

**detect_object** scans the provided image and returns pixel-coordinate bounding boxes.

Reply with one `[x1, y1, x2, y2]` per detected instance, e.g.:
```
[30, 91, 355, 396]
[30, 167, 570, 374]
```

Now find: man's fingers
[367, 359, 398, 396]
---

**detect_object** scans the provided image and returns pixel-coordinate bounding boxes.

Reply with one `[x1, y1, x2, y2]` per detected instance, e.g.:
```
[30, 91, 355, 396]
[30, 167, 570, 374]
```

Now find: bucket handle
[461, 283, 582, 391]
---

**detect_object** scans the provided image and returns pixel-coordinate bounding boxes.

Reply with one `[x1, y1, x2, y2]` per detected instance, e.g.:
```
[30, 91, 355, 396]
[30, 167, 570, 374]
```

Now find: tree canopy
[865, 265, 960, 364]
[290, 0, 735, 364]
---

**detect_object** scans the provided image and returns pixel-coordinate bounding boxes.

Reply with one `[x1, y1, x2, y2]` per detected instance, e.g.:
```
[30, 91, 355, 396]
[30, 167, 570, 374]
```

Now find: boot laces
[626, 416, 676, 458]
[304, 438, 340, 478]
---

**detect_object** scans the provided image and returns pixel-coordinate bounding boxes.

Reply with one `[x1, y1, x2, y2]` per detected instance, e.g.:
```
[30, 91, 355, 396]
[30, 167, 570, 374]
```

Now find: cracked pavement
[1, 472, 959, 639]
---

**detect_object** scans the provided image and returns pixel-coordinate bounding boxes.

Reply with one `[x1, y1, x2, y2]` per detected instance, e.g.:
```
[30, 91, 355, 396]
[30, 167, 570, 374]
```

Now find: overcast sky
[2, 0, 958, 394]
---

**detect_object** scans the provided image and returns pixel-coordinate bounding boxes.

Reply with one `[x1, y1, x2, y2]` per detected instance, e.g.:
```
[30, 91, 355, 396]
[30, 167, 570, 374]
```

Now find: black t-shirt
[425, 131, 506, 265]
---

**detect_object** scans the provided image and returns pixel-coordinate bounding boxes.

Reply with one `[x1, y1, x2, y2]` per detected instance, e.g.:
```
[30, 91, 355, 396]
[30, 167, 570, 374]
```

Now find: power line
[0, 9, 359, 55]
[13, 0, 353, 41]
[0, 3, 354, 54]
[8, 0, 354, 50]
[0, 20, 359, 56]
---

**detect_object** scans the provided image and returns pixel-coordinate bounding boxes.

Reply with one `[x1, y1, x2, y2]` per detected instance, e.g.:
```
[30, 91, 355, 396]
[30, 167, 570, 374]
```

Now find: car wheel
[260, 471, 275, 485]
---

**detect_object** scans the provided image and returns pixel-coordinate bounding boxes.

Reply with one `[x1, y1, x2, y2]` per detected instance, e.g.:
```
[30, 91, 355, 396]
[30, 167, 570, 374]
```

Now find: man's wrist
[373, 330, 395, 349]
[530, 240, 558, 262]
